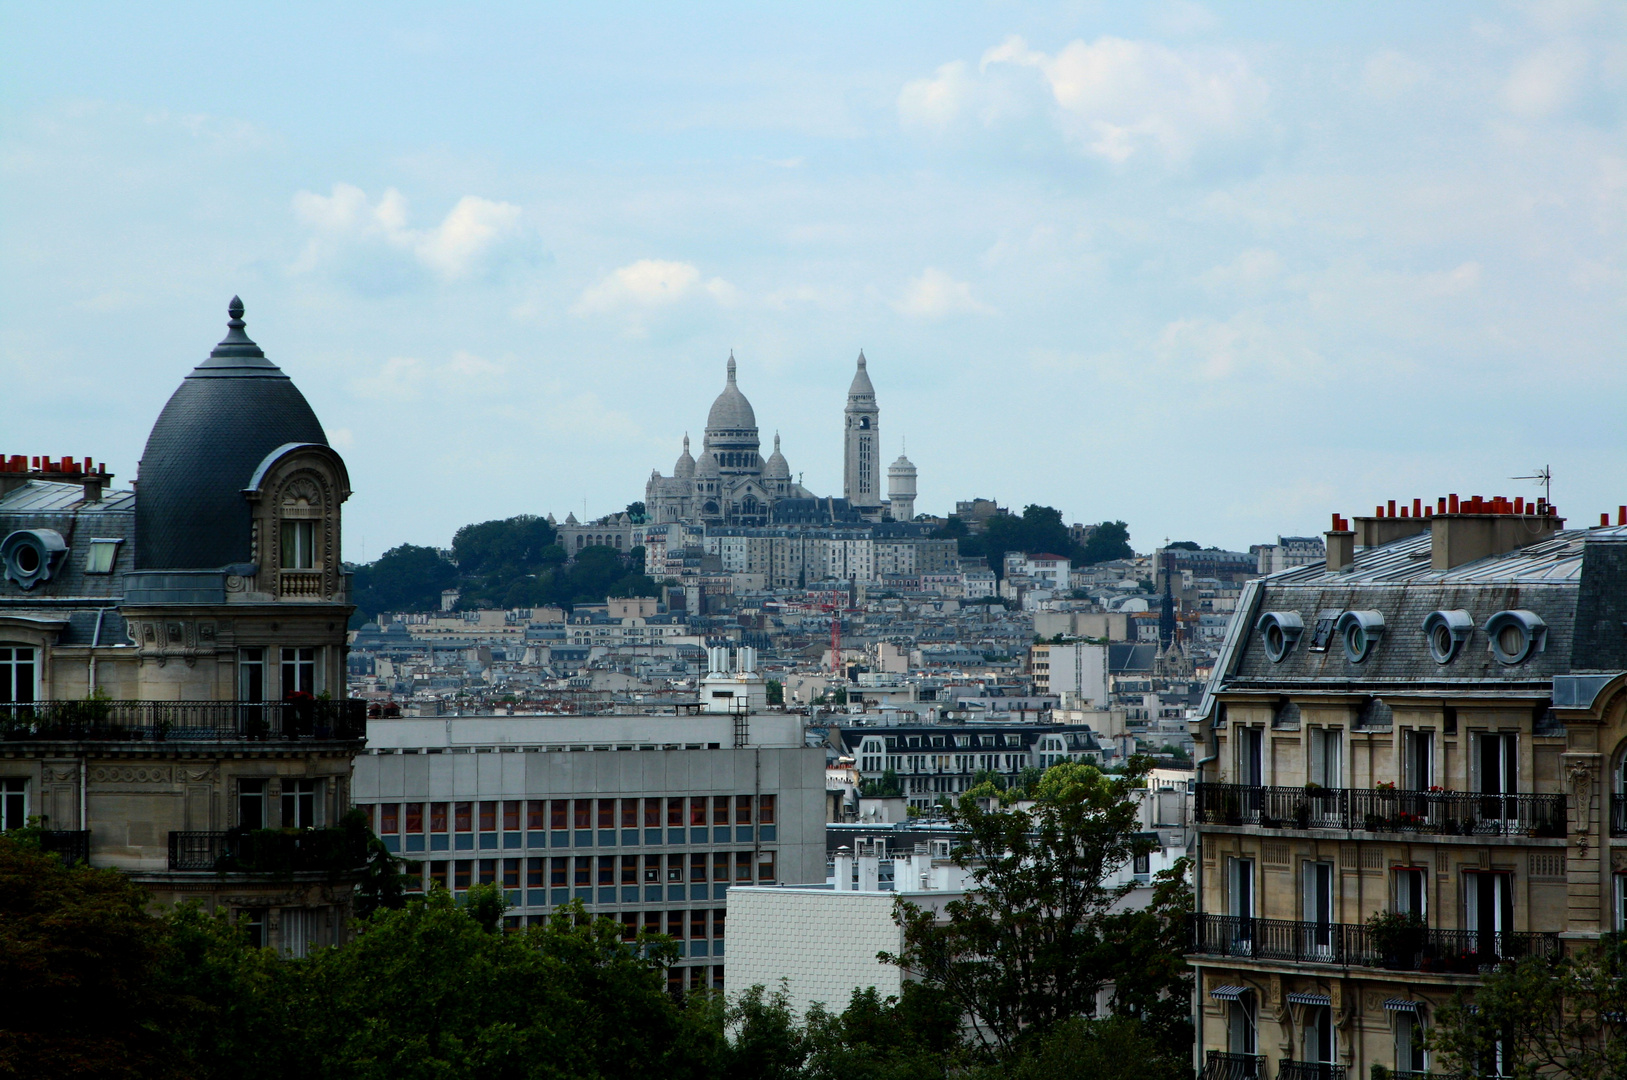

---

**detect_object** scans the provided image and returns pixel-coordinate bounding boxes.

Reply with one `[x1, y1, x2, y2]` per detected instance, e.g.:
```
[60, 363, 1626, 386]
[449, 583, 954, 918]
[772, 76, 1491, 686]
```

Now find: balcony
[1612, 798, 1627, 837]
[39, 829, 89, 865]
[0, 699, 366, 742]
[1202, 1051, 1265, 1080]
[1194, 783, 1566, 839]
[1278, 1063, 1345, 1080]
[1193, 913, 1560, 974]
[168, 827, 369, 874]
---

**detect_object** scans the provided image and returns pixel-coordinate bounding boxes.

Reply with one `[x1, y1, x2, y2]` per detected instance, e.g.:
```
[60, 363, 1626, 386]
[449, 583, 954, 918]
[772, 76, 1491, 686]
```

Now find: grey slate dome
[673, 434, 696, 479]
[705, 353, 757, 432]
[135, 297, 328, 570]
[763, 434, 790, 478]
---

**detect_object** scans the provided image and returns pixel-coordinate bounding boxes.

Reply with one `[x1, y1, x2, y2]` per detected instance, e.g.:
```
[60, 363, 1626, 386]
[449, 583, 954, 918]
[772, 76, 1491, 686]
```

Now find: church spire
[727, 351, 736, 383]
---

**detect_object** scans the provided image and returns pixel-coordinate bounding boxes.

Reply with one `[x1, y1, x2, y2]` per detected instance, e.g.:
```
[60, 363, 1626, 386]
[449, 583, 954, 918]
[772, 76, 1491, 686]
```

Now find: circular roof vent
[1484, 610, 1547, 665]
[1337, 610, 1385, 663]
[1, 529, 67, 590]
[1255, 611, 1305, 663]
[1421, 609, 1474, 664]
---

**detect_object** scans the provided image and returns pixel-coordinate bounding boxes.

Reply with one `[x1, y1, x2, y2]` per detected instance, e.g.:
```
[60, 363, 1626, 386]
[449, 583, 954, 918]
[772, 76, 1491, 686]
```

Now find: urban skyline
[4, 2, 1623, 555]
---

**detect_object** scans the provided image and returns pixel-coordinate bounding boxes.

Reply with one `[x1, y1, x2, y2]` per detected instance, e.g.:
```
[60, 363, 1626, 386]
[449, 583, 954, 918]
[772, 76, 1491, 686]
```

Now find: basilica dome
[763, 434, 790, 479]
[673, 434, 696, 479]
[134, 298, 328, 570]
[705, 354, 757, 432]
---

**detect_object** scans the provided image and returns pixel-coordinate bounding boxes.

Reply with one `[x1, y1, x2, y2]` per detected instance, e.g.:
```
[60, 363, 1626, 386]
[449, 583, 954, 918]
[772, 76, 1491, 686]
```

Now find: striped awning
[1287, 992, 1332, 1007]
[1384, 999, 1421, 1013]
[1210, 985, 1250, 1001]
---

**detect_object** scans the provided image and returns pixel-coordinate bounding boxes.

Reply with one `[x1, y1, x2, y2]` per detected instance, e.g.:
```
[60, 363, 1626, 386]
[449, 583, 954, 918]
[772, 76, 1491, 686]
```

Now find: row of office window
[409, 851, 776, 895]
[361, 795, 776, 853]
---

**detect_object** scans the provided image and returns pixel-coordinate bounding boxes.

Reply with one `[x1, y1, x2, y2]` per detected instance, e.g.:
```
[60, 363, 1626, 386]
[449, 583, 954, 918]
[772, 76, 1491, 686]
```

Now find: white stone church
[644, 352, 916, 527]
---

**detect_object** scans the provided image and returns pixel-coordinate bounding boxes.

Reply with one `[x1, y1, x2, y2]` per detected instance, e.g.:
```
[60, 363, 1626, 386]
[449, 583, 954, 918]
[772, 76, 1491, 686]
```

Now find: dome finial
[228, 295, 245, 325]
[774, 432, 781, 452]
[857, 349, 866, 368]
[683, 433, 690, 452]
[727, 351, 736, 382]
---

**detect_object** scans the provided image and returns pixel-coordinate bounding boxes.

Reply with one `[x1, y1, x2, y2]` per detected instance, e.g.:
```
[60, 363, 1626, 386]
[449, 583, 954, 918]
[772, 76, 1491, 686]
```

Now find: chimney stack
[1325, 514, 1354, 573]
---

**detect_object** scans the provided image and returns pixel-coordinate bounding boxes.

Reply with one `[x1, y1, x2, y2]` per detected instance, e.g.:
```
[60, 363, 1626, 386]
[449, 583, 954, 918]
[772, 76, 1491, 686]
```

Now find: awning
[1210, 985, 1250, 1001]
[1287, 992, 1332, 1007]
[1383, 999, 1421, 1013]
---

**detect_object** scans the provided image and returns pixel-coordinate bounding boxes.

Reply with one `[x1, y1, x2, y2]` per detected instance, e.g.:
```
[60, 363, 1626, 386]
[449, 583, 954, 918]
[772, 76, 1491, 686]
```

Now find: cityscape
[4, 5, 1625, 1080]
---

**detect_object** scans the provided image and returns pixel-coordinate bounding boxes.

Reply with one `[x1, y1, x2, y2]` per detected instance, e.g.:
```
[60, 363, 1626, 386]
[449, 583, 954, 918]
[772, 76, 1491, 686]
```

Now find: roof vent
[1255, 611, 1305, 663]
[1421, 609, 1474, 664]
[1337, 610, 1385, 663]
[1484, 610, 1547, 665]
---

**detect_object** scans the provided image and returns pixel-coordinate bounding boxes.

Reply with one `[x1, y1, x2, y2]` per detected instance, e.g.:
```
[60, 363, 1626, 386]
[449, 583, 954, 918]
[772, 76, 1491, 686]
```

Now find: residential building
[1190, 498, 1624, 1079]
[1255, 535, 1327, 576]
[0, 298, 366, 953]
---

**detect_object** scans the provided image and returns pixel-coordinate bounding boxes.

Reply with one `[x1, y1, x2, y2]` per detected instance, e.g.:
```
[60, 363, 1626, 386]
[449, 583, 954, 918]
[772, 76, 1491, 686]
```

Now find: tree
[1078, 522, 1133, 564]
[883, 759, 1162, 1060]
[1426, 936, 1627, 1080]
[766, 679, 784, 706]
[860, 769, 903, 798]
[350, 544, 459, 621]
[451, 515, 559, 577]
[625, 501, 647, 522]
[0, 836, 176, 1078]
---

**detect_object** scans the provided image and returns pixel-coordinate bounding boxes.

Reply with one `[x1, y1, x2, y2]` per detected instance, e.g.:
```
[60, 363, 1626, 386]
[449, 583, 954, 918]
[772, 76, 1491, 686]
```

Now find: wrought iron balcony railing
[0, 699, 366, 742]
[1195, 783, 1566, 838]
[1193, 913, 1560, 974]
[1202, 1051, 1265, 1080]
[1278, 1062, 1345, 1080]
[1612, 798, 1627, 837]
[38, 829, 89, 865]
[167, 827, 369, 874]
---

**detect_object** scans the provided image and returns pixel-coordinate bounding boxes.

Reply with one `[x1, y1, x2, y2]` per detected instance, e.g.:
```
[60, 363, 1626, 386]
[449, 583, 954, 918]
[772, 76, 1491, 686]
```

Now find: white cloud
[349, 351, 505, 401]
[904, 35, 1268, 164]
[1421, 261, 1483, 296]
[1155, 1, 1220, 35]
[1154, 315, 1322, 383]
[1361, 50, 1429, 100]
[1199, 248, 1283, 292]
[291, 183, 521, 280]
[895, 268, 995, 317]
[572, 259, 736, 315]
[1502, 41, 1589, 117]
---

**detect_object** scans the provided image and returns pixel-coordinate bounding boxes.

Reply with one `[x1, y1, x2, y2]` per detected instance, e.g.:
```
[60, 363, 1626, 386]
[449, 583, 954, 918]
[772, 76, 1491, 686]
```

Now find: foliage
[766, 679, 784, 706]
[625, 501, 647, 522]
[1428, 935, 1627, 1080]
[946, 506, 1134, 576]
[0, 836, 176, 1078]
[1078, 521, 1133, 565]
[1164, 541, 1201, 551]
[860, 768, 903, 798]
[350, 543, 460, 621]
[884, 758, 1168, 1059]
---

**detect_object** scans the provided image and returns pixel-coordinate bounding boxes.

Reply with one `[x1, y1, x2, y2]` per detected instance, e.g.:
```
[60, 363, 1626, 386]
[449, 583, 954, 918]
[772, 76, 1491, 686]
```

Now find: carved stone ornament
[1569, 759, 1596, 809]
[282, 477, 322, 507]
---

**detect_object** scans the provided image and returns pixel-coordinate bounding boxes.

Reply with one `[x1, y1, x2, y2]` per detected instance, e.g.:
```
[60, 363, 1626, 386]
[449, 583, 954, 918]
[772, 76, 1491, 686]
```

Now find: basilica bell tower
[842, 351, 881, 512]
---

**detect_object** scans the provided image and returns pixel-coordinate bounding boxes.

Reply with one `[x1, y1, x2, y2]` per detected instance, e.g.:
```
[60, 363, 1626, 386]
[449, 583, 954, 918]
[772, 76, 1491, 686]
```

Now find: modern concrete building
[0, 298, 366, 954]
[1191, 498, 1627, 1079]
[352, 711, 825, 993]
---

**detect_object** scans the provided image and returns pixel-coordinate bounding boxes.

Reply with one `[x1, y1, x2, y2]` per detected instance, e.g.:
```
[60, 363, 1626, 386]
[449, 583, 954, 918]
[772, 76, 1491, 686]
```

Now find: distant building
[1253, 535, 1326, 575]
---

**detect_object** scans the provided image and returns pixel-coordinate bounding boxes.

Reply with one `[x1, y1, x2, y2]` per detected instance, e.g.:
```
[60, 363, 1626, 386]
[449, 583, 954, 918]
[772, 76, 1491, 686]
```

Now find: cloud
[1502, 40, 1589, 117]
[1155, 1, 1220, 35]
[572, 259, 737, 315]
[349, 351, 505, 401]
[895, 268, 995, 317]
[1361, 50, 1429, 100]
[1199, 248, 1283, 292]
[902, 35, 1268, 164]
[292, 183, 522, 281]
[1154, 315, 1323, 383]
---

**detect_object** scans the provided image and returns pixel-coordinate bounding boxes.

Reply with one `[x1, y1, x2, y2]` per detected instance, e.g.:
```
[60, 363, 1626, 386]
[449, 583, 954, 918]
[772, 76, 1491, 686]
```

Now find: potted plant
[1367, 908, 1426, 969]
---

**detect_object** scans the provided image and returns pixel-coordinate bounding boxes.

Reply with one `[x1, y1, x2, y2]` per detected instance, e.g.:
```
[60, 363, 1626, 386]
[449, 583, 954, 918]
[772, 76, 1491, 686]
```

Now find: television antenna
[1511, 465, 1552, 506]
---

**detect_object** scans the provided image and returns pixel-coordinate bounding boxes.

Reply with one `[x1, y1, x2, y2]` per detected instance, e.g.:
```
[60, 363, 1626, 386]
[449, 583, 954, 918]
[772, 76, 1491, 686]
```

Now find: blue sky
[3, 1, 1623, 556]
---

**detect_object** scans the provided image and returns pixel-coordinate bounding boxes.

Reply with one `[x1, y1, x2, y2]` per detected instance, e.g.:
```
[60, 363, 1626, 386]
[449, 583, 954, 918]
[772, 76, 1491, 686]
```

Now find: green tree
[802, 984, 962, 1080]
[884, 759, 1161, 1060]
[766, 679, 784, 706]
[350, 543, 459, 620]
[0, 836, 176, 1078]
[625, 501, 647, 522]
[1078, 522, 1133, 564]
[451, 515, 559, 577]
[860, 768, 903, 798]
[1426, 936, 1627, 1080]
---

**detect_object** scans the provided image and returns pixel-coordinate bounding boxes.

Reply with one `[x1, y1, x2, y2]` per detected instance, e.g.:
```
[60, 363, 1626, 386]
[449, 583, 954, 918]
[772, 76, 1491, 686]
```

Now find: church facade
[646, 351, 909, 528]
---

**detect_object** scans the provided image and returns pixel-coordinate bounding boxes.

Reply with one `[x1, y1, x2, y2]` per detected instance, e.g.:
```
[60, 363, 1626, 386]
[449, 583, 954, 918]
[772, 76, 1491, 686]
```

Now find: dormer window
[85, 538, 123, 574]
[281, 520, 316, 569]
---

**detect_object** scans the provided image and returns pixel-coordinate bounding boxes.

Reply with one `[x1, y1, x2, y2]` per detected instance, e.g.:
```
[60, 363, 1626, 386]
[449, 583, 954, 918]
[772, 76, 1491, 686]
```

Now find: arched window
[0, 645, 35, 703]
[1613, 746, 1627, 837]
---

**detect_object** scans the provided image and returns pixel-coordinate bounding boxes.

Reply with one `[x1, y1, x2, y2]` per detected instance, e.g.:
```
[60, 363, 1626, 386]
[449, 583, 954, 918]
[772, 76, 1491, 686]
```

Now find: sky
[2, 1, 1624, 558]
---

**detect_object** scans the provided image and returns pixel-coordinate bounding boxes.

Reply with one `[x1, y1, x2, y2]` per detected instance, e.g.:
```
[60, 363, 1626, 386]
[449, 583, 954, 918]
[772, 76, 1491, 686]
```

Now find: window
[1466, 871, 1514, 957]
[280, 647, 316, 697]
[527, 858, 543, 888]
[691, 853, 707, 882]
[736, 852, 753, 882]
[645, 798, 661, 828]
[282, 779, 317, 828]
[238, 648, 265, 701]
[758, 850, 776, 882]
[550, 858, 567, 887]
[573, 857, 591, 887]
[404, 803, 423, 834]
[643, 855, 660, 883]
[1237, 727, 1263, 787]
[1475, 732, 1519, 797]
[713, 908, 726, 940]
[455, 861, 472, 890]
[1396, 867, 1427, 919]
[1302, 861, 1335, 958]
[478, 859, 496, 885]
[431, 803, 448, 833]
[598, 799, 615, 829]
[620, 913, 638, 941]
[1304, 1005, 1335, 1065]
[714, 851, 730, 883]
[758, 795, 776, 825]
[690, 798, 707, 827]
[1133, 851, 1150, 877]
[281, 520, 316, 569]
[527, 801, 545, 830]
[454, 802, 472, 832]
[240, 780, 267, 830]
[0, 779, 26, 830]
[667, 798, 683, 827]
[551, 800, 568, 830]
[1308, 728, 1342, 788]
[84, 538, 121, 574]
[622, 800, 639, 829]
[1405, 730, 1434, 791]
[666, 854, 683, 882]
[621, 855, 638, 885]
[504, 858, 520, 889]
[0, 646, 36, 703]
[504, 802, 521, 831]
[735, 795, 752, 825]
[431, 861, 449, 890]
[240, 908, 266, 949]
[598, 855, 614, 886]
[668, 911, 684, 939]
[479, 801, 497, 832]
[1616, 874, 1627, 933]
[1396, 1011, 1428, 1073]
[691, 909, 707, 941]
[643, 911, 660, 935]
[1227, 993, 1256, 1056]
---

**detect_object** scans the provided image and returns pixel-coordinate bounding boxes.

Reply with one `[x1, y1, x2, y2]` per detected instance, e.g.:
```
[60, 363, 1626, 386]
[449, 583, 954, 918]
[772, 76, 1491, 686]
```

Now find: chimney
[833, 846, 854, 891]
[1431, 496, 1564, 570]
[1325, 514, 1354, 573]
[1351, 503, 1432, 549]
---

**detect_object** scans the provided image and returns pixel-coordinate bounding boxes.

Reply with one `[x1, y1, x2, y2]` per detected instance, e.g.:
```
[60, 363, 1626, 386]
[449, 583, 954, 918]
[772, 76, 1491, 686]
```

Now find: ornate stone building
[646, 352, 906, 527]
[1191, 498, 1627, 1079]
[0, 298, 366, 954]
